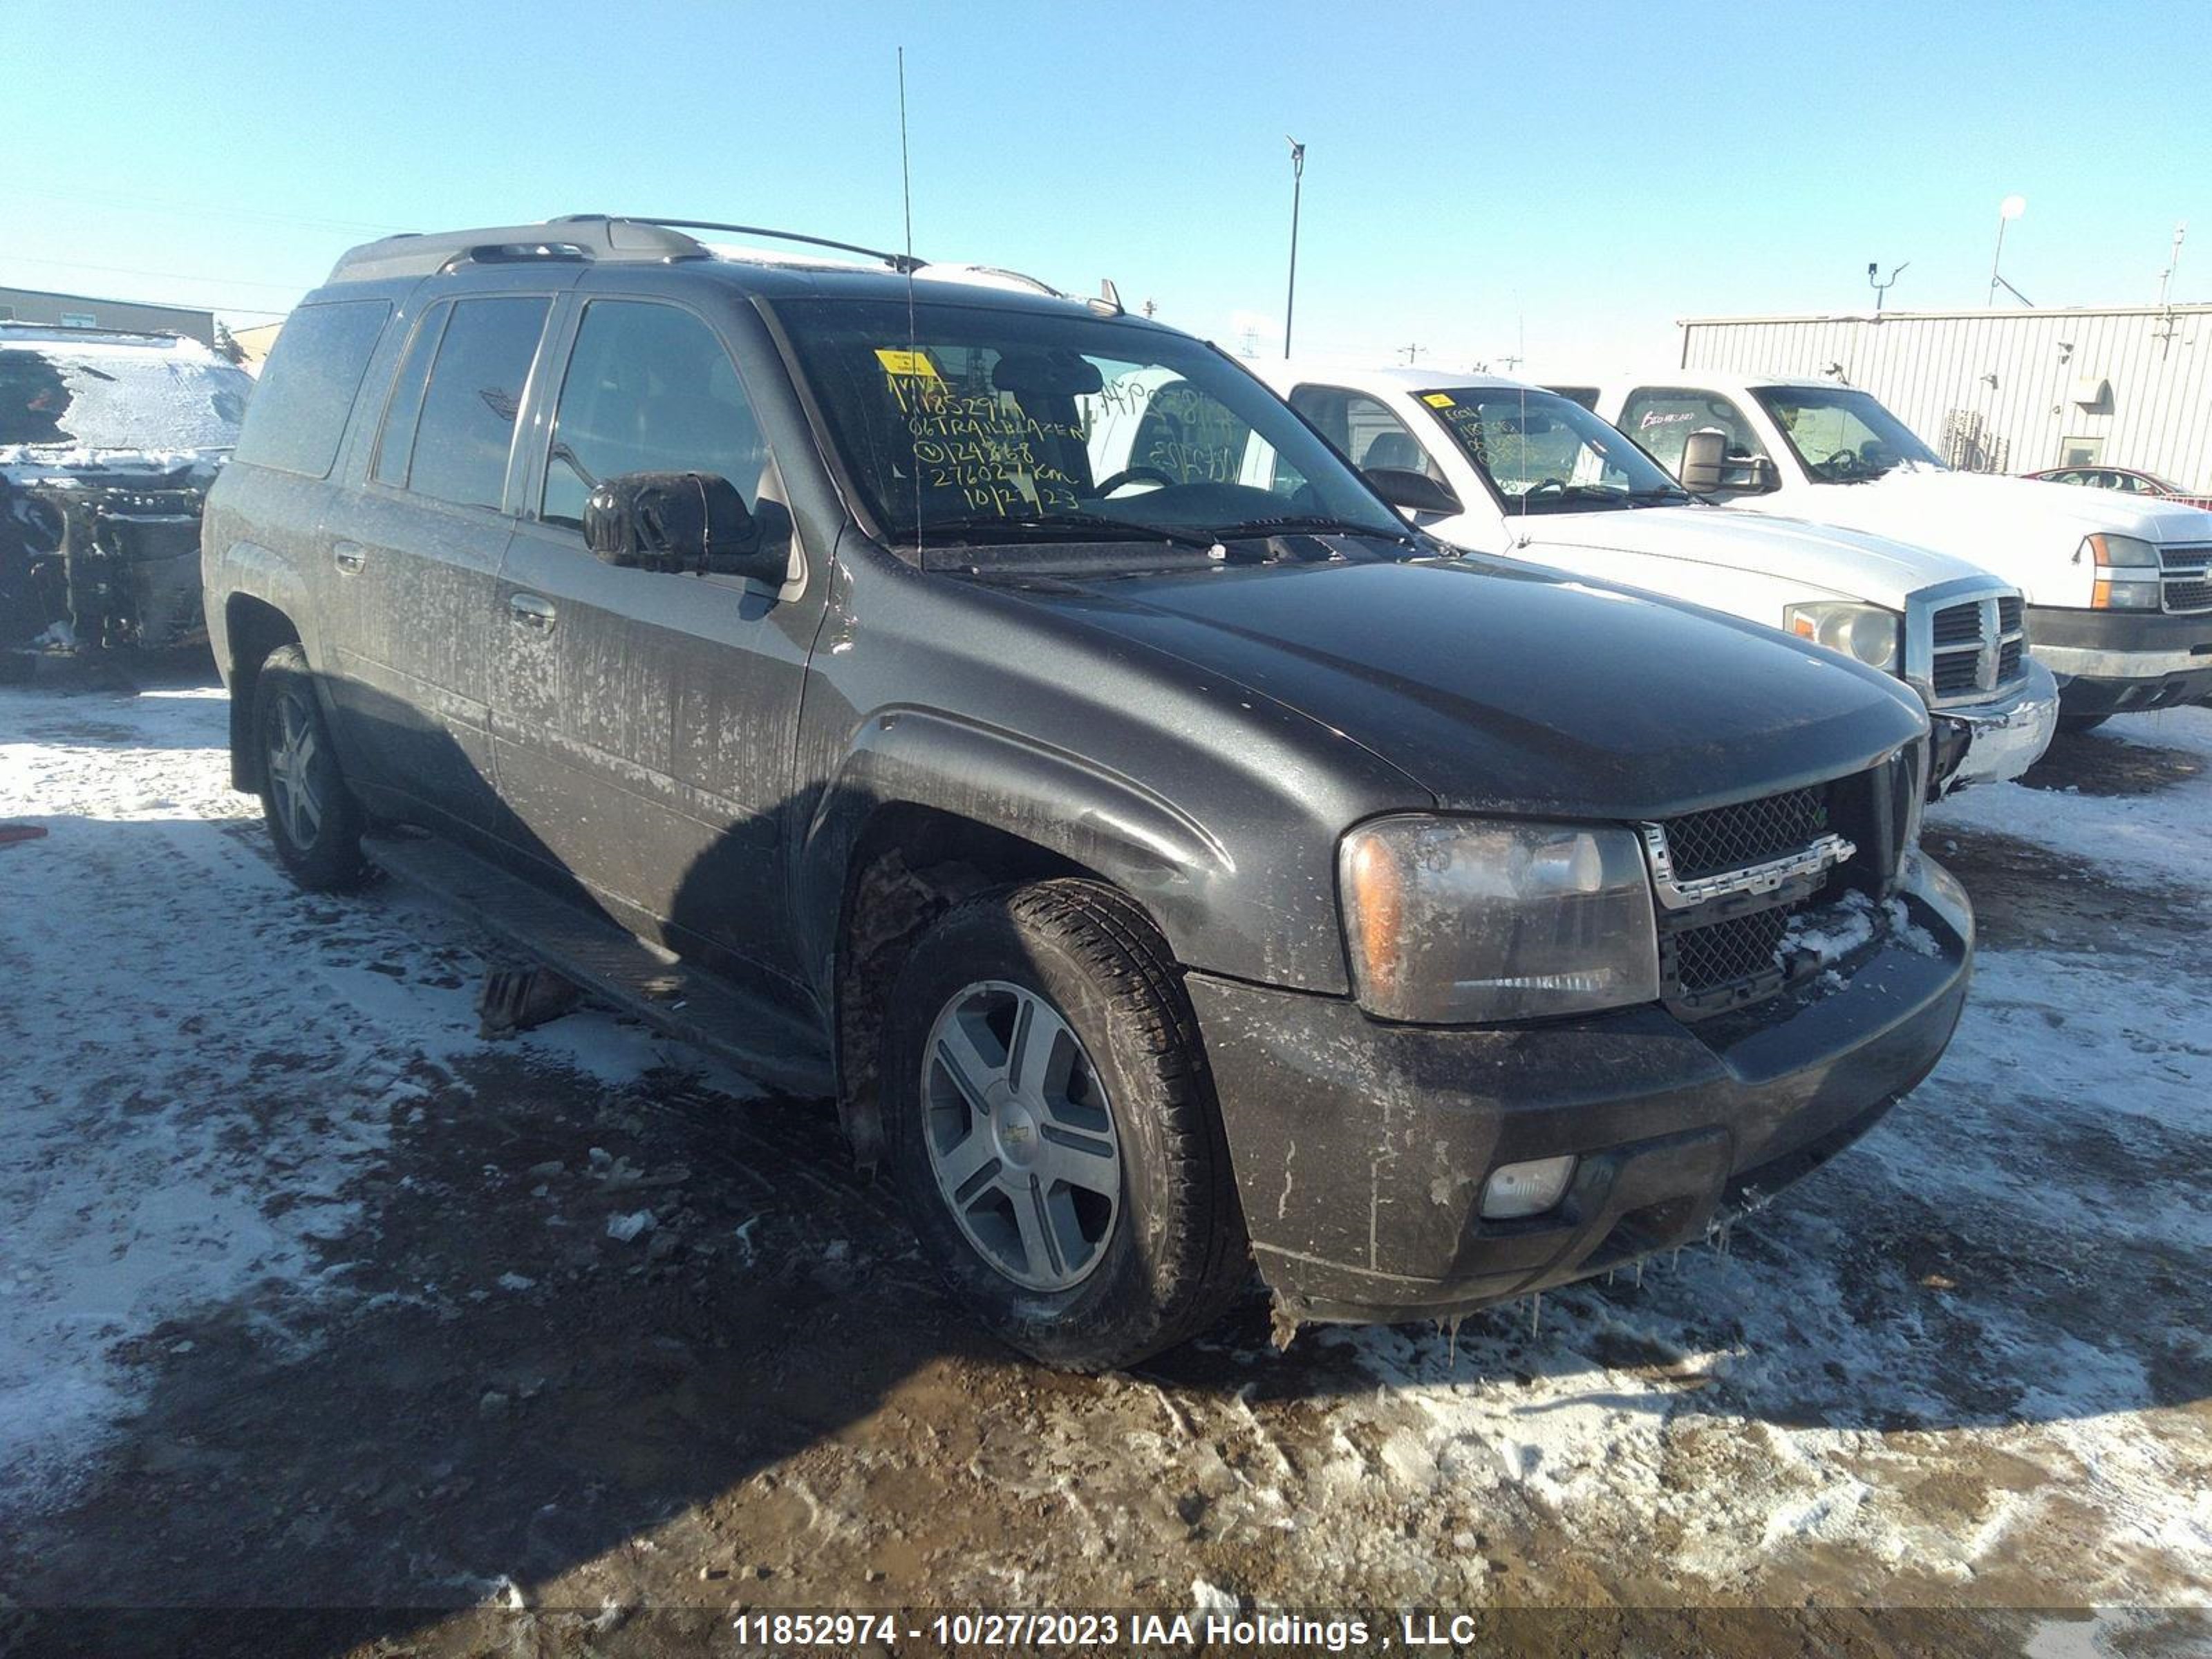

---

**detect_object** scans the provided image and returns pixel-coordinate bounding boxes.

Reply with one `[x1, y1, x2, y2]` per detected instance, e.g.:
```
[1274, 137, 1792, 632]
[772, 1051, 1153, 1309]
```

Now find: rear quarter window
[232, 300, 392, 478]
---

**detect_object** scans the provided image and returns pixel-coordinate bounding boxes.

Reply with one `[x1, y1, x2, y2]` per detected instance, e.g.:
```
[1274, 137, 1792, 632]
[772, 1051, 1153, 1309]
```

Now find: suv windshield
[0, 341, 254, 455]
[772, 297, 1407, 552]
[1418, 386, 1686, 512]
[1752, 384, 1943, 482]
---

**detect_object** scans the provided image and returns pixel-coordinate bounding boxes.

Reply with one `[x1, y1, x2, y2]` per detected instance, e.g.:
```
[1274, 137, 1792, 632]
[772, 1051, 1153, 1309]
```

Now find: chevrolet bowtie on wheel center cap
[922, 980, 1122, 1293]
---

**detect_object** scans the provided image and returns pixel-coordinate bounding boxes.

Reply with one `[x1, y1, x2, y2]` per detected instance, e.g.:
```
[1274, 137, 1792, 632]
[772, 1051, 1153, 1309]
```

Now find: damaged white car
[0, 324, 253, 659]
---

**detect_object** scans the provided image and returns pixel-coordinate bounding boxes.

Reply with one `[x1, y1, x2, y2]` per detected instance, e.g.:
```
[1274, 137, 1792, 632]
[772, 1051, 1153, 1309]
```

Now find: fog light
[1480, 1155, 1577, 1219]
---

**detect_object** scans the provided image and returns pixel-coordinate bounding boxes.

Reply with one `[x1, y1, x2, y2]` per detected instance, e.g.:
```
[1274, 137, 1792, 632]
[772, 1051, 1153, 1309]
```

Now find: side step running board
[364, 833, 834, 1098]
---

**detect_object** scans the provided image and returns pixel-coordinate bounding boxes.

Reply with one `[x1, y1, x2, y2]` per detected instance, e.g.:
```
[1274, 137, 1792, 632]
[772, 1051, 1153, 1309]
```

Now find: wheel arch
[827, 798, 1131, 1174]
[222, 593, 302, 794]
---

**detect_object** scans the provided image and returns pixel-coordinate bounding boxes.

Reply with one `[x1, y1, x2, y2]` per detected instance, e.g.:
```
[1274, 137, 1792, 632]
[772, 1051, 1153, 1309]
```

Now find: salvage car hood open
[1006, 553, 1929, 820]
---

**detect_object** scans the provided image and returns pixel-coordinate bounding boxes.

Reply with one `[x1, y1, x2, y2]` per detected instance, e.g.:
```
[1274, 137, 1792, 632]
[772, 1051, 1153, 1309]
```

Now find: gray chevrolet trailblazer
[202, 217, 1972, 1369]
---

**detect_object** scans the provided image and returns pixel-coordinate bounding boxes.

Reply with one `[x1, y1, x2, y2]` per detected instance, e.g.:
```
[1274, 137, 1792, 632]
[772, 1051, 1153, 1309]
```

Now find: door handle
[508, 592, 557, 632]
[332, 542, 366, 574]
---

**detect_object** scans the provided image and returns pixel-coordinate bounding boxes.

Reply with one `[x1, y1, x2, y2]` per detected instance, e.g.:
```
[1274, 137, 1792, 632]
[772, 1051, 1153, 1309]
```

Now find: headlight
[1338, 817, 1660, 1023]
[1785, 601, 1903, 674]
[2086, 533, 2162, 609]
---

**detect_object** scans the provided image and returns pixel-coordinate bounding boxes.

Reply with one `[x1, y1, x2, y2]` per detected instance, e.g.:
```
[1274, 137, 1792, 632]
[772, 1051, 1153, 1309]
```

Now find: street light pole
[1989, 194, 2026, 306]
[1284, 136, 1305, 357]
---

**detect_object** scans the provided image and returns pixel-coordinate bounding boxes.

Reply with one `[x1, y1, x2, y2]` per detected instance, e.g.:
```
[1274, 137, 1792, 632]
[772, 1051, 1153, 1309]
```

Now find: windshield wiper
[1208, 512, 1414, 544]
[913, 512, 1221, 553]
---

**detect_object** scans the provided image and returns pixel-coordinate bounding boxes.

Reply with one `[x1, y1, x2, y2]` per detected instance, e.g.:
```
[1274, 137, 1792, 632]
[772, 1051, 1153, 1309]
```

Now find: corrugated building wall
[1679, 305, 2212, 489]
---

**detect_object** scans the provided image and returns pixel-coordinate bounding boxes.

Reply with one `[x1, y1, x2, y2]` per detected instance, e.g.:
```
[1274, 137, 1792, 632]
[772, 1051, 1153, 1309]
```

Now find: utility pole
[1868, 260, 1908, 312]
[2157, 221, 2186, 308]
[1988, 196, 2029, 306]
[1283, 137, 1305, 357]
[1399, 342, 1424, 364]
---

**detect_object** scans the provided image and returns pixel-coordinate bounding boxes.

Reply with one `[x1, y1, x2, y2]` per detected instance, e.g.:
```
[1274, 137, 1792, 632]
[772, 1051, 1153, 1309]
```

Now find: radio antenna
[898, 46, 923, 554]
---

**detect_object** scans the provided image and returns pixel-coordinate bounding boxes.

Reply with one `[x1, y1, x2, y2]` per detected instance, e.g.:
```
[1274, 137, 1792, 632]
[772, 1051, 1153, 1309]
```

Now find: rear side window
[232, 299, 391, 478]
[371, 302, 450, 489]
[402, 295, 551, 510]
[541, 300, 766, 529]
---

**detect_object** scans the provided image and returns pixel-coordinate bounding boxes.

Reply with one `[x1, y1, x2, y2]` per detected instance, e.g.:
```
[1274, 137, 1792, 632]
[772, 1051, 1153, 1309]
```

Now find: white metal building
[1678, 303, 2212, 490]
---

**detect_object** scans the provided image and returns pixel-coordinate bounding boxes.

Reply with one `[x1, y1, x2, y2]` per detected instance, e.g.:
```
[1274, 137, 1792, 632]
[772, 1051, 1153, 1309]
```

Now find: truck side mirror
[1365, 466, 1461, 518]
[1680, 429, 1730, 491]
[583, 471, 785, 585]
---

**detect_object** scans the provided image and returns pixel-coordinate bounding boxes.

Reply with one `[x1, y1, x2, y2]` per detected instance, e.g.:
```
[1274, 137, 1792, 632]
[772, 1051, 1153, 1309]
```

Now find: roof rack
[326, 214, 927, 285]
[606, 218, 925, 274]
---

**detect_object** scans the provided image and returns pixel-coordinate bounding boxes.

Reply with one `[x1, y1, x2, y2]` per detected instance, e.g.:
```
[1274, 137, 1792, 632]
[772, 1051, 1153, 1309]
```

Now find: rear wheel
[881, 879, 1248, 1371]
[254, 643, 368, 891]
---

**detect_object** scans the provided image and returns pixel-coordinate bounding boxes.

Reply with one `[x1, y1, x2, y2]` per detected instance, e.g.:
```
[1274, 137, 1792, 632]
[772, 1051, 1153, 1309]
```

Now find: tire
[2059, 713, 2111, 734]
[253, 643, 368, 891]
[880, 879, 1248, 1370]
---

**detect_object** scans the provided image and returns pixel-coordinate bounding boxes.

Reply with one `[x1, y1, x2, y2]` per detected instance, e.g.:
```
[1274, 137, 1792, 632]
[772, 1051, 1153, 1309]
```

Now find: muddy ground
[1, 676, 2206, 1658]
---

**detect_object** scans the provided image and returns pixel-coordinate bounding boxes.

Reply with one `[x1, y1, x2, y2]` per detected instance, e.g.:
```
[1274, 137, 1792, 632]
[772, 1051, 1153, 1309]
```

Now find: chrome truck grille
[1907, 585, 2030, 706]
[2158, 545, 2212, 614]
[1638, 751, 1922, 1018]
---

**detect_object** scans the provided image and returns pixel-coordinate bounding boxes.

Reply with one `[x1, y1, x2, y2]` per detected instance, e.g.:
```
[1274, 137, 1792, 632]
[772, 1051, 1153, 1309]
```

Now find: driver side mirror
[1678, 429, 1778, 495]
[1365, 466, 1461, 518]
[584, 471, 786, 585]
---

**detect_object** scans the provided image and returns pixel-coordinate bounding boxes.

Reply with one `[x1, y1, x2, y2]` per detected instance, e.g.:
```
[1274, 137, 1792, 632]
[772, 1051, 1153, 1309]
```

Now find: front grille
[1657, 785, 1828, 881]
[1916, 589, 2027, 701]
[1644, 759, 1910, 1018]
[1667, 908, 1790, 996]
[1931, 601, 1984, 646]
[1932, 652, 1983, 694]
[2161, 545, 2212, 614]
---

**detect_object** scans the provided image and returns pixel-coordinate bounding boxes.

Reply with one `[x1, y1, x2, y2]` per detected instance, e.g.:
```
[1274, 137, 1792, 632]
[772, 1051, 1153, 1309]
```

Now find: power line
[0, 253, 308, 318]
[0, 185, 410, 237]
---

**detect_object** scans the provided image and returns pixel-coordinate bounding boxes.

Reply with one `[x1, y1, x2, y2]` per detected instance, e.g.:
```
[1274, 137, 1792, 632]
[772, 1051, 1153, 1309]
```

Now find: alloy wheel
[921, 980, 1122, 1291]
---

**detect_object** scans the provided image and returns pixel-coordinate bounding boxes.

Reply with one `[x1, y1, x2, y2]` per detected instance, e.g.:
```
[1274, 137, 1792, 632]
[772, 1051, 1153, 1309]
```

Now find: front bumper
[1190, 856, 1973, 1325]
[1929, 659, 2059, 794]
[2027, 605, 2212, 714]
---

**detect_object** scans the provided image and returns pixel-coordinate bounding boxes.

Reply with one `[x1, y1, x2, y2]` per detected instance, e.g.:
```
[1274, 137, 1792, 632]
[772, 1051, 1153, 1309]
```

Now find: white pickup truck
[1557, 371, 2212, 729]
[1221, 364, 2054, 793]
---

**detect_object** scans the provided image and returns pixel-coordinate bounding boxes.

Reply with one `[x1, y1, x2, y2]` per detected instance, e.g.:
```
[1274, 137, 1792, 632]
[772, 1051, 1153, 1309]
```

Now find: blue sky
[5, 0, 2206, 368]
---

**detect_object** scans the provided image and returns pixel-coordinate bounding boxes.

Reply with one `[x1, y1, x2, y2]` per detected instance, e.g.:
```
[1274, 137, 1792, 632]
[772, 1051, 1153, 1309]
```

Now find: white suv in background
[1246, 364, 2056, 794]
[1563, 371, 2212, 729]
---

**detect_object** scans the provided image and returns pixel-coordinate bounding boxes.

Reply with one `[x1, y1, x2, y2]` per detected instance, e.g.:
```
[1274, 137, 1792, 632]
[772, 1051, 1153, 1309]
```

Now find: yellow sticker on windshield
[1421, 392, 1455, 408]
[874, 347, 942, 379]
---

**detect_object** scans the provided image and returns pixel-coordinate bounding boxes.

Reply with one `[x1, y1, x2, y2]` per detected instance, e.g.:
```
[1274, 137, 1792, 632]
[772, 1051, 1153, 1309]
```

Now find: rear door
[493, 284, 825, 988]
[324, 286, 559, 839]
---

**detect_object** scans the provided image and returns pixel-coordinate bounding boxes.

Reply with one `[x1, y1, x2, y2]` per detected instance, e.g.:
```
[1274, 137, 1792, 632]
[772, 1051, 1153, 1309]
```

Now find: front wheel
[881, 880, 1248, 1370]
[254, 643, 368, 891]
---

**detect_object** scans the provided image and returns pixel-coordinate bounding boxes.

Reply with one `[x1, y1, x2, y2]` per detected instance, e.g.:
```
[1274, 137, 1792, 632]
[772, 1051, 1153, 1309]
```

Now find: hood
[1524, 500, 2005, 606]
[999, 554, 1927, 820]
[1786, 467, 2212, 553]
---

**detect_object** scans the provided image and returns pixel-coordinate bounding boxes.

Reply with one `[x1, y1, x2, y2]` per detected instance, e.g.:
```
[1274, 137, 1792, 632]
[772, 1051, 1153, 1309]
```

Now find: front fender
[796, 705, 1353, 997]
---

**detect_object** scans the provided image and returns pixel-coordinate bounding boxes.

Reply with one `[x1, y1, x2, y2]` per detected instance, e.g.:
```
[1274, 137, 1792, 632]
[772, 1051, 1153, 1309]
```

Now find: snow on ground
[1, 678, 2207, 1633]
[0, 684, 721, 1514]
[1933, 704, 2212, 881]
